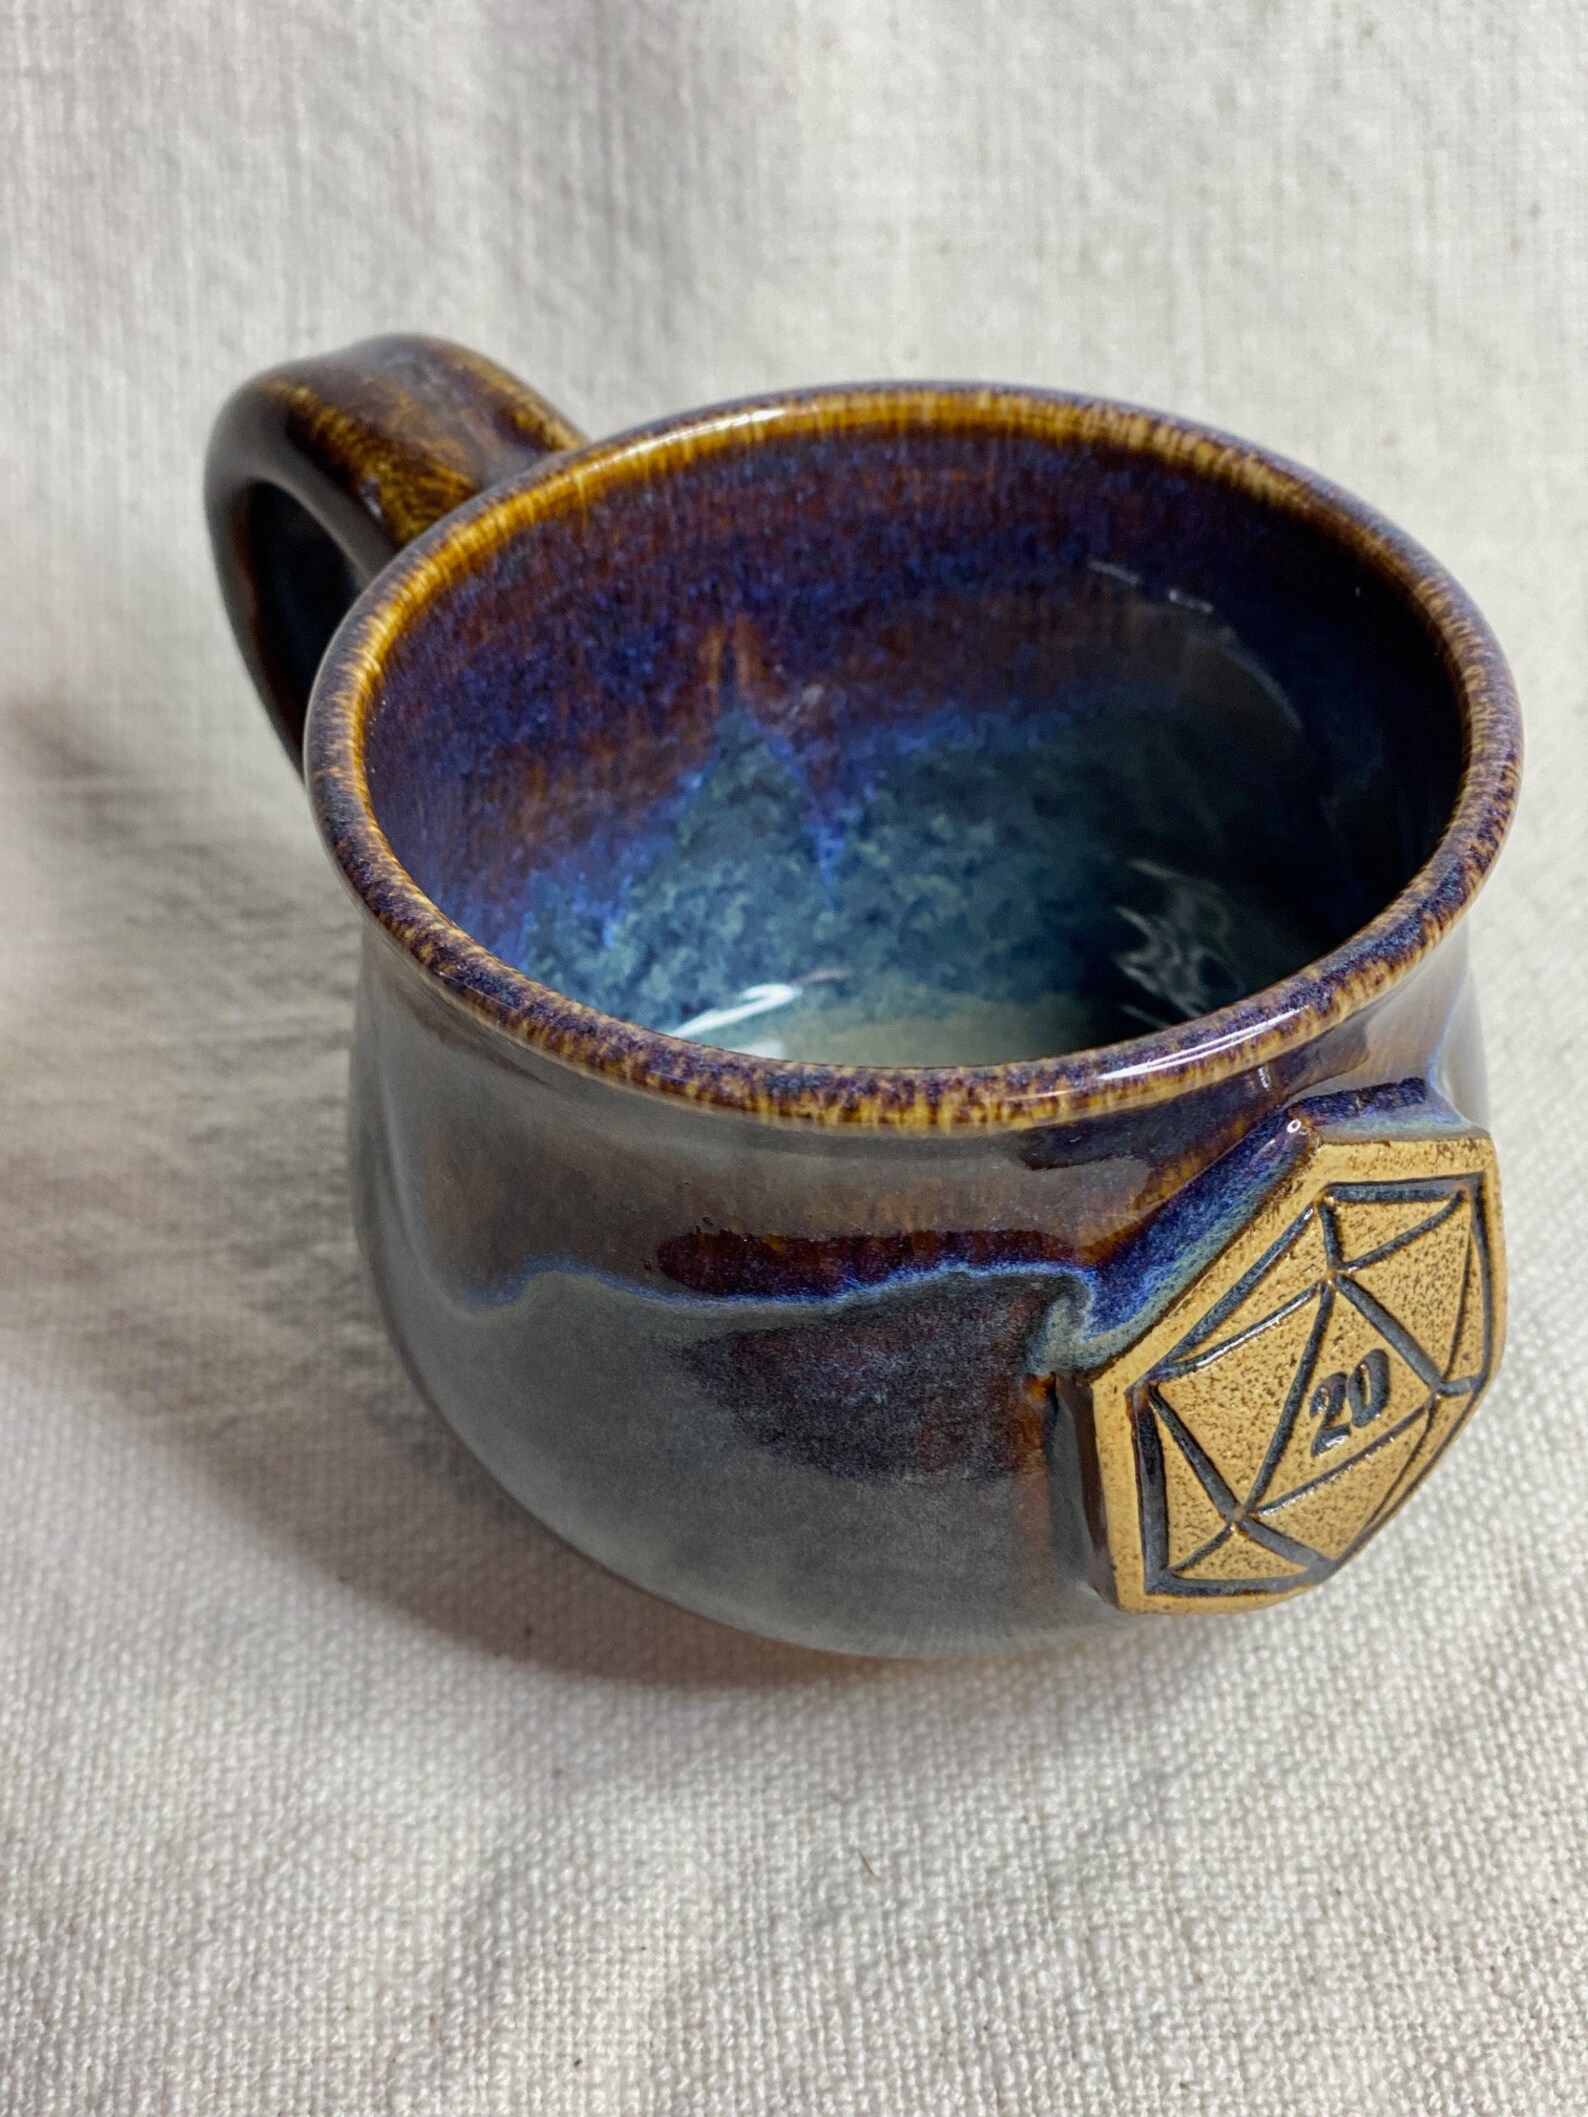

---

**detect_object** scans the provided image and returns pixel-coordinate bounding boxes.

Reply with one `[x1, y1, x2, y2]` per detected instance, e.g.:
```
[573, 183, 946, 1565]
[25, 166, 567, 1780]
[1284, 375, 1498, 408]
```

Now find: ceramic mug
[207, 336, 1519, 1656]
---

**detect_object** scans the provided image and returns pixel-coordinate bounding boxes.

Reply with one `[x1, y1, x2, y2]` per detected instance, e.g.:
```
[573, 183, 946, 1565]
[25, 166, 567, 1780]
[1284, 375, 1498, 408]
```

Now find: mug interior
[356, 405, 1466, 1067]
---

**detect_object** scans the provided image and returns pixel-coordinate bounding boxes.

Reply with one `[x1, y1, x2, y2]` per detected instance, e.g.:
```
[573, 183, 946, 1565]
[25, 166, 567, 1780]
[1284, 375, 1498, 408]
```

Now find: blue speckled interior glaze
[363, 420, 1462, 1064]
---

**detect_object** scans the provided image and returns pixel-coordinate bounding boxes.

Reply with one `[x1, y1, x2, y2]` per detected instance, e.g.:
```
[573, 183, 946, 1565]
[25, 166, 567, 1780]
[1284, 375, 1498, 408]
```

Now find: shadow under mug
[207, 336, 1519, 1657]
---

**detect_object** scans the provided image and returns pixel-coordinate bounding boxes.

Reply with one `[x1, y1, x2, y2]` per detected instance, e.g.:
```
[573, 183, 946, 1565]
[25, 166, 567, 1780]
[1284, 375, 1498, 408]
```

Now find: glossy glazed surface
[208, 344, 1520, 1654]
[350, 925, 1490, 1652]
[310, 384, 1516, 1131]
[356, 420, 1462, 1071]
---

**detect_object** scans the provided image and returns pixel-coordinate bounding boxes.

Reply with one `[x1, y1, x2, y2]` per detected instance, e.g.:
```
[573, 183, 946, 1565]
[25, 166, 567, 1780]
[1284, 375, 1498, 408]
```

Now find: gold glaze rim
[306, 385, 1521, 1131]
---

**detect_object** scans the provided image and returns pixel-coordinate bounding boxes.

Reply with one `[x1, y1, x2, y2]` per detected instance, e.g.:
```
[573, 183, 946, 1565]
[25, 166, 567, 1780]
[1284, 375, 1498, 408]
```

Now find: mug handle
[205, 335, 585, 768]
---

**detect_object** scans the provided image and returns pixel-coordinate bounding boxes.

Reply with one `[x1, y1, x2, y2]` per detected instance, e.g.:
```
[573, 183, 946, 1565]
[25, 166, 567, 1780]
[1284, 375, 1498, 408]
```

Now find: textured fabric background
[2, 3, 1585, 2111]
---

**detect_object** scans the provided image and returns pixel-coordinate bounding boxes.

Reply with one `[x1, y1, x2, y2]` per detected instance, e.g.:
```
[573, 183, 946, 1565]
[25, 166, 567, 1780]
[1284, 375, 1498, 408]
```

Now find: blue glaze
[209, 344, 1519, 1653]
[346, 906, 1481, 1654]
[228, 365, 1513, 1654]
[362, 423, 1462, 1074]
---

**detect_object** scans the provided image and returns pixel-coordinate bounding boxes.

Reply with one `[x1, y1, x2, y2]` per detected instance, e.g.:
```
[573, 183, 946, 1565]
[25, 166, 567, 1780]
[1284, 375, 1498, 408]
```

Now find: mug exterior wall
[348, 923, 1486, 1656]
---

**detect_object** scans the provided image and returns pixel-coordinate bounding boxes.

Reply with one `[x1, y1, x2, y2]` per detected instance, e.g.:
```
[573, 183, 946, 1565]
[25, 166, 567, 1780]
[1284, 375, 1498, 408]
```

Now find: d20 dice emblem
[1087, 1130, 1503, 1613]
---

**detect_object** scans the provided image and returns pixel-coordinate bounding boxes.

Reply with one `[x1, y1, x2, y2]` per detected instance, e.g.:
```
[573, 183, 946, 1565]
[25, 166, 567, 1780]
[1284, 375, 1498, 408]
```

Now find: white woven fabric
[2, 3, 1585, 2109]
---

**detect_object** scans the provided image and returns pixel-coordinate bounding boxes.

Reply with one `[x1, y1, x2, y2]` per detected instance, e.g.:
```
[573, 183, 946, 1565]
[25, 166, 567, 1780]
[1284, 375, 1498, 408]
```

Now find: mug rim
[305, 383, 1521, 1131]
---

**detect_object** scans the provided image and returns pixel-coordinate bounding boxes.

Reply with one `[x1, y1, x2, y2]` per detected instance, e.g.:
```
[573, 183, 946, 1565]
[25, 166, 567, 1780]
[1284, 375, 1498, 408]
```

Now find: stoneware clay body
[207, 337, 1519, 1656]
